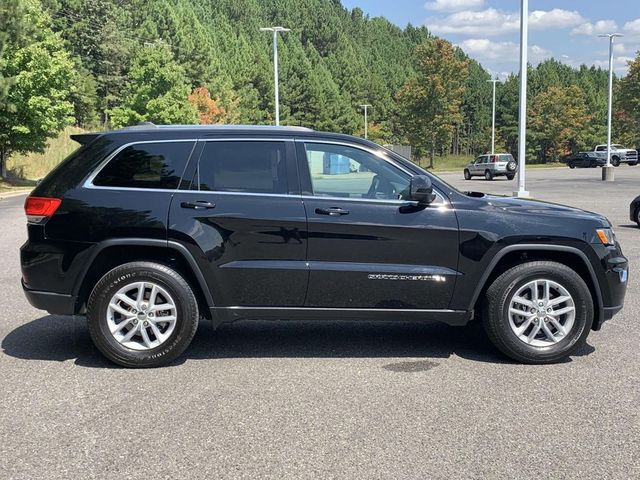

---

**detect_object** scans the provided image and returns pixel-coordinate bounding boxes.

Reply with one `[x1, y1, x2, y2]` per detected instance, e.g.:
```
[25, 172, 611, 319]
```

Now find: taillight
[24, 196, 62, 224]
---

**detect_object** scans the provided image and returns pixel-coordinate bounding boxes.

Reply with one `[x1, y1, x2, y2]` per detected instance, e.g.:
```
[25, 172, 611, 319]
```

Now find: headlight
[596, 228, 616, 246]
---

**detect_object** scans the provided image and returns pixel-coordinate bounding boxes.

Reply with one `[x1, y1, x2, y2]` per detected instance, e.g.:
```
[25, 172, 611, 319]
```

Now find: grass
[413, 154, 563, 173]
[6, 126, 88, 181]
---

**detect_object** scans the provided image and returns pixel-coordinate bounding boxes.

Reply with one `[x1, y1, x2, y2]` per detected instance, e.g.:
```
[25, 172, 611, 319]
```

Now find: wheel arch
[73, 239, 214, 318]
[470, 245, 603, 330]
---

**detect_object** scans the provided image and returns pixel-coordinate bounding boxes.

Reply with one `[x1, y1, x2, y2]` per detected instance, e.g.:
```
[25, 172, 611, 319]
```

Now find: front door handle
[181, 200, 216, 210]
[315, 207, 349, 216]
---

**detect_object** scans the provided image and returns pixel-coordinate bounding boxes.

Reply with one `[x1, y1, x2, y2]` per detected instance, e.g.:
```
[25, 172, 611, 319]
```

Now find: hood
[467, 192, 610, 227]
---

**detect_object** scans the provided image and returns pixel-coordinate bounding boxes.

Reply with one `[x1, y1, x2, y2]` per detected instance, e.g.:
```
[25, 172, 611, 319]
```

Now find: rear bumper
[22, 281, 76, 315]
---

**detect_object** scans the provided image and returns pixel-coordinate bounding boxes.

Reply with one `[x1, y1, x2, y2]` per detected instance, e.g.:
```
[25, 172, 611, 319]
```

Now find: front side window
[93, 141, 195, 189]
[303, 143, 410, 200]
[196, 141, 287, 194]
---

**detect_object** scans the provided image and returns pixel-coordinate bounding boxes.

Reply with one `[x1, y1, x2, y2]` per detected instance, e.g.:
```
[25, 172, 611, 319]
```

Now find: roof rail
[120, 123, 314, 132]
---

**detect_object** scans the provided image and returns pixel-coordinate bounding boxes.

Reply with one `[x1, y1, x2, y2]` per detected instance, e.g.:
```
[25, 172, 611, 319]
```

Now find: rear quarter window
[93, 141, 196, 189]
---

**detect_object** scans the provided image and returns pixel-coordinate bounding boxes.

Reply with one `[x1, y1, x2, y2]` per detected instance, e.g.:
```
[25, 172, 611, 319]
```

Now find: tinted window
[304, 143, 410, 200]
[196, 141, 287, 193]
[93, 141, 195, 189]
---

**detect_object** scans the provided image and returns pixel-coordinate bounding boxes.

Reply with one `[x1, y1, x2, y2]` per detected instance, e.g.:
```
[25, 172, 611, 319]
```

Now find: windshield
[612, 144, 624, 149]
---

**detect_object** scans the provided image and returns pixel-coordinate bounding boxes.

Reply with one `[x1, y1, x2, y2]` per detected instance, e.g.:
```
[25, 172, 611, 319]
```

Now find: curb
[0, 189, 32, 200]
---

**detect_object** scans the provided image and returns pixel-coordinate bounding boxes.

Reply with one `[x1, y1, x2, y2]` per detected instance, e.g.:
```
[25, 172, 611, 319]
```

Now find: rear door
[168, 137, 308, 307]
[297, 139, 459, 310]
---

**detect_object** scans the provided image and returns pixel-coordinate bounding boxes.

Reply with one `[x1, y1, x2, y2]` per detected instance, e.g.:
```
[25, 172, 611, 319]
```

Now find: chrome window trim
[84, 139, 198, 190]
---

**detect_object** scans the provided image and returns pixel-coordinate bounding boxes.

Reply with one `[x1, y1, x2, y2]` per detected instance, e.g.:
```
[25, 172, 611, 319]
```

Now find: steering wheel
[365, 174, 396, 199]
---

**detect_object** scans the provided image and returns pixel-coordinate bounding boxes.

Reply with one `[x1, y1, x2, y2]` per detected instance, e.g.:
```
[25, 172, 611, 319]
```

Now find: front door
[168, 138, 308, 307]
[297, 140, 459, 310]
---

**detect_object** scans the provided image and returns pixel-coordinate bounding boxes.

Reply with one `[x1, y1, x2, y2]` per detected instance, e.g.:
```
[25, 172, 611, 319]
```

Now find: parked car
[592, 144, 638, 166]
[21, 125, 627, 367]
[630, 195, 640, 226]
[565, 152, 606, 169]
[464, 153, 517, 180]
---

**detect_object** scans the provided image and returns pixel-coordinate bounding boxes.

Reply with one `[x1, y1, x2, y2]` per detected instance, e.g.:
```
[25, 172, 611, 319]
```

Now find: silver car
[464, 153, 517, 180]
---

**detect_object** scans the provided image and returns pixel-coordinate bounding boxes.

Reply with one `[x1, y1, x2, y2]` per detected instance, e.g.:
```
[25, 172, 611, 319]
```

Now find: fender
[468, 243, 603, 324]
[72, 238, 214, 307]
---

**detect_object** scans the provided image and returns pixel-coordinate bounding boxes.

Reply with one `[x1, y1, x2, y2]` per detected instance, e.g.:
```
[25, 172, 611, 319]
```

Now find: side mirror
[409, 175, 436, 205]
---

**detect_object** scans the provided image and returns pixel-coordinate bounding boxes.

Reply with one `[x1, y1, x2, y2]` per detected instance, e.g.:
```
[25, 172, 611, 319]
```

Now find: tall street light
[260, 26, 290, 126]
[359, 104, 371, 139]
[514, 0, 529, 198]
[598, 32, 623, 182]
[487, 78, 499, 155]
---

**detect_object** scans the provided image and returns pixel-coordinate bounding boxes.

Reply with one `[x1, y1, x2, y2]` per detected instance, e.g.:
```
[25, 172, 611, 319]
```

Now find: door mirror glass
[409, 175, 435, 205]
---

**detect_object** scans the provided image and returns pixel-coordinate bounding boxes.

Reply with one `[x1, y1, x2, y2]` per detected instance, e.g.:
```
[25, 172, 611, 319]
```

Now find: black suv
[21, 125, 628, 367]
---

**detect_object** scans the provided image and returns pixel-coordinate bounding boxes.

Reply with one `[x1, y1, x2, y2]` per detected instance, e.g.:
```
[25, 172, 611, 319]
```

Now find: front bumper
[22, 281, 76, 315]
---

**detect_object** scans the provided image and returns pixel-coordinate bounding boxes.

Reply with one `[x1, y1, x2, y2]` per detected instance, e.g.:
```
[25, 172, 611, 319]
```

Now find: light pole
[359, 104, 371, 139]
[514, 0, 529, 198]
[487, 79, 499, 154]
[598, 32, 623, 182]
[260, 26, 290, 126]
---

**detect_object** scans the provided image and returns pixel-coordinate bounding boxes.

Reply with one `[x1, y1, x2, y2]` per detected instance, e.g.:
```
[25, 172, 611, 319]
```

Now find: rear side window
[196, 141, 287, 194]
[93, 141, 195, 189]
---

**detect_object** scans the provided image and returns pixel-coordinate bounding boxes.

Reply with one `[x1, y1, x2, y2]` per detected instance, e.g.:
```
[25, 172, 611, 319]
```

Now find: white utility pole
[514, 0, 529, 197]
[598, 32, 623, 182]
[487, 79, 498, 154]
[260, 26, 290, 126]
[359, 104, 371, 139]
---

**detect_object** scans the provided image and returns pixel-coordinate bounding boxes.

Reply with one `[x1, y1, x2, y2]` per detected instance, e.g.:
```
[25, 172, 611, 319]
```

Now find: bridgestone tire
[483, 261, 593, 364]
[87, 262, 199, 368]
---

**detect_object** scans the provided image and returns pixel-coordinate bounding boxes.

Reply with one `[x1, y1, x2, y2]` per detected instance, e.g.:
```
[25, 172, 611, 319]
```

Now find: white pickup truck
[591, 144, 638, 166]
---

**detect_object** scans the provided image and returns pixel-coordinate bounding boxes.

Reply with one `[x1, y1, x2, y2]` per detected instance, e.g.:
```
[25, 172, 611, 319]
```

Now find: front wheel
[629, 162, 637, 166]
[87, 262, 199, 368]
[611, 156, 620, 167]
[506, 174, 515, 180]
[568, 162, 575, 169]
[464, 169, 471, 180]
[483, 261, 593, 364]
[484, 170, 493, 181]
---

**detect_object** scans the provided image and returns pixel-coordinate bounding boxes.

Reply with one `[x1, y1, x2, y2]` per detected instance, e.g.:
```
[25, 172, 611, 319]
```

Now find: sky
[341, 0, 640, 77]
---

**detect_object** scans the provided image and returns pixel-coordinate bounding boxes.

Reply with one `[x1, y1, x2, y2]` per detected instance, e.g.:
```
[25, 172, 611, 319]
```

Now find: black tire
[611, 156, 620, 167]
[589, 161, 597, 168]
[568, 162, 575, 169]
[507, 161, 517, 172]
[464, 169, 471, 180]
[635, 207, 640, 227]
[483, 261, 593, 364]
[484, 169, 493, 180]
[629, 162, 637, 166]
[506, 174, 515, 180]
[87, 262, 199, 368]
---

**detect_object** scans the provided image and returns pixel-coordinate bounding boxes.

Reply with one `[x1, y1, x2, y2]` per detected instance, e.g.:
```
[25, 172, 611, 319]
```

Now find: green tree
[0, 0, 74, 178]
[529, 85, 591, 161]
[109, 44, 197, 127]
[397, 39, 468, 167]
[616, 52, 640, 147]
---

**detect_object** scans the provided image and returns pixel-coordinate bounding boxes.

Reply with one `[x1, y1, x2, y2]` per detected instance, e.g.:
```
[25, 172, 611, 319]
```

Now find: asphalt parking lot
[1, 166, 639, 479]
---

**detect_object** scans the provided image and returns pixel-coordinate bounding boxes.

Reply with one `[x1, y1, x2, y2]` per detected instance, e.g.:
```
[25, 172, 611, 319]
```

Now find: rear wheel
[568, 161, 575, 169]
[464, 169, 471, 180]
[589, 160, 597, 168]
[87, 262, 199, 368]
[483, 261, 593, 364]
[484, 170, 493, 181]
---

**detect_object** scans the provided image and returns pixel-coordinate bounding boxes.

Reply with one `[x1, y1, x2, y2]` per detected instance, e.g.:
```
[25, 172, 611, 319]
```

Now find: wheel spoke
[527, 322, 542, 343]
[136, 282, 145, 304]
[516, 316, 535, 335]
[549, 295, 571, 307]
[513, 296, 535, 308]
[150, 315, 176, 324]
[115, 293, 137, 309]
[552, 306, 575, 316]
[531, 281, 538, 302]
[121, 323, 140, 342]
[109, 302, 132, 318]
[509, 307, 529, 316]
[543, 281, 550, 302]
[149, 284, 158, 307]
[540, 322, 558, 342]
[111, 317, 135, 334]
[140, 326, 153, 348]
[148, 322, 165, 343]
[548, 318, 567, 336]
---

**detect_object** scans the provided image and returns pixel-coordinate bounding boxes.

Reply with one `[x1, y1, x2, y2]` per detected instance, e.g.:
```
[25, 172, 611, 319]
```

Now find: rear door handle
[181, 200, 216, 210]
[315, 207, 349, 216]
